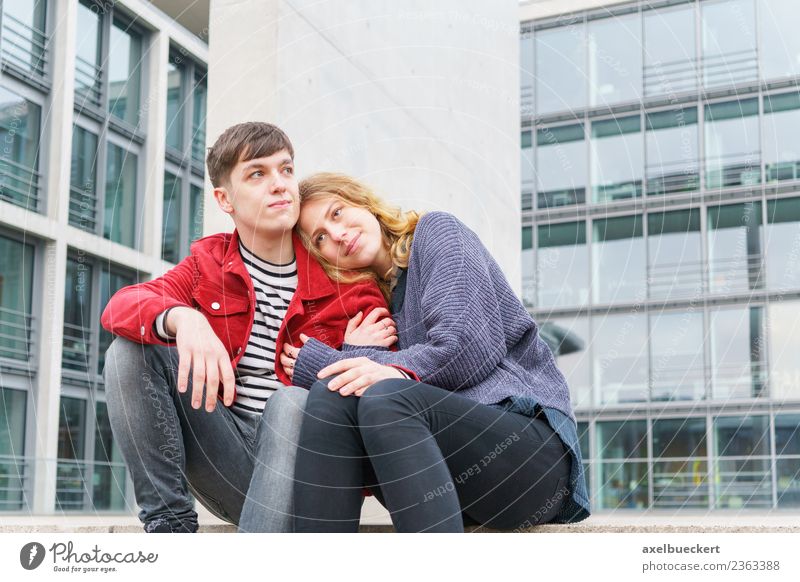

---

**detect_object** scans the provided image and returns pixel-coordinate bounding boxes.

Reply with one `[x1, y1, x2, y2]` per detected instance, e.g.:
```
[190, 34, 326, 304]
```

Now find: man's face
[216, 148, 300, 236]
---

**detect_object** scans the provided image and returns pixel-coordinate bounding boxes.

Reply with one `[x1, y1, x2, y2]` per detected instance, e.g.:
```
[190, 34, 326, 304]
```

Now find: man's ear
[213, 186, 233, 215]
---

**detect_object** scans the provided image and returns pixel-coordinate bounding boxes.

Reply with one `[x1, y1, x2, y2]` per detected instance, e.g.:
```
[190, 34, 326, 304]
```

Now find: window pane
[645, 108, 700, 196]
[189, 184, 204, 244]
[588, 13, 642, 106]
[714, 415, 770, 457]
[75, 0, 102, 108]
[56, 397, 87, 511]
[647, 209, 703, 300]
[707, 201, 763, 293]
[92, 402, 126, 510]
[62, 258, 93, 373]
[69, 126, 99, 231]
[592, 312, 649, 404]
[1, 0, 47, 76]
[653, 418, 707, 458]
[535, 23, 587, 115]
[544, 316, 590, 409]
[161, 172, 182, 263]
[704, 99, 760, 188]
[643, 4, 697, 97]
[521, 130, 533, 197]
[598, 420, 647, 459]
[104, 144, 138, 248]
[653, 460, 709, 509]
[521, 226, 533, 307]
[701, 0, 757, 89]
[649, 310, 705, 401]
[0, 87, 42, 211]
[577, 421, 590, 459]
[768, 301, 800, 401]
[108, 21, 142, 127]
[166, 59, 184, 150]
[536, 221, 589, 308]
[0, 387, 26, 510]
[192, 73, 207, 164]
[763, 92, 800, 183]
[98, 270, 135, 375]
[0, 235, 34, 361]
[759, 0, 800, 82]
[591, 116, 643, 202]
[709, 305, 766, 399]
[765, 197, 800, 291]
[520, 30, 533, 115]
[777, 459, 800, 508]
[592, 215, 646, 303]
[536, 124, 586, 208]
[775, 414, 800, 456]
[599, 462, 648, 509]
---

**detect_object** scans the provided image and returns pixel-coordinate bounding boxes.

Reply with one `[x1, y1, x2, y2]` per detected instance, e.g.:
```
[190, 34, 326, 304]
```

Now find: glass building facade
[521, 0, 800, 510]
[0, 0, 208, 514]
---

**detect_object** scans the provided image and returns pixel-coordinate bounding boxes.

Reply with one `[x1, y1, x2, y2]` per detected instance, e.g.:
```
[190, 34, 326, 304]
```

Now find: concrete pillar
[207, 0, 521, 287]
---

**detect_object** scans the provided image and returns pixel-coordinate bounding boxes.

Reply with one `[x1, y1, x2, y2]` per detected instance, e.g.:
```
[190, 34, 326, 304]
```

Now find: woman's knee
[303, 379, 358, 424]
[357, 378, 425, 424]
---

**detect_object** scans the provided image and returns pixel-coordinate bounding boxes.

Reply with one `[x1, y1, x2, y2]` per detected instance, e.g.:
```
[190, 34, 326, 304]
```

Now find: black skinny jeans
[293, 378, 572, 532]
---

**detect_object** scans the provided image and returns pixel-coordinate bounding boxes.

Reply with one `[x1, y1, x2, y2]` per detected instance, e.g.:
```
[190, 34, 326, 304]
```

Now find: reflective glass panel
[161, 172, 182, 264]
[536, 124, 586, 208]
[645, 108, 699, 196]
[765, 197, 800, 292]
[56, 397, 87, 510]
[62, 259, 93, 374]
[709, 305, 766, 399]
[714, 415, 770, 457]
[701, 0, 757, 89]
[775, 414, 800, 456]
[69, 126, 99, 231]
[0, 387, 26, 510]
[649, 310, 705, 401]
[598, 462, 648, 509]
[598, 420, 647, 460]
[521, 130, 533, 197]
[544, 316, 590, 409]
[1, 0, 47, 76]
[588, 13, 642, 106]
[0, 235, 34, 361]
[643, 3, 697, 97]
[578, 421, 590, 459]
[653, 418, 707, 458]
[777, 459, 800, 508]
[707, 201, 764, 293]
[0, 87, 42, 211]
[592, 313, 649, 404]
[535, 22, 587, 115]
[98, 270, 135, 375]
[166, 59, 184, 151]
[647, 209, 703, 301]
[704, 99, 760, 189]
[536, 221, 589, 308]
[520, 30, 534, 116]
[759, 0, 800, 82]
[189, 184, 204, 245]
[104, 144, 138, 248]
[192, 73, 207, 163]
[715, 457, 772, 508]
[768, 301, 800, 401]
[108, 21, 142, 127]
[92, 402, 126, 510]
[763, 92, 800, 183]
[75, 1, 102, 108]
[591, 115, 643, 202]
[521, 226, 533, 307]
[592, 215, 646, 303]
[653, 460, 709, 509]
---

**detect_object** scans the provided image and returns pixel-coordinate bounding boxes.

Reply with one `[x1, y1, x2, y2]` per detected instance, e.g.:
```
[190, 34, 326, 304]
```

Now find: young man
[101, 122, 387, 533]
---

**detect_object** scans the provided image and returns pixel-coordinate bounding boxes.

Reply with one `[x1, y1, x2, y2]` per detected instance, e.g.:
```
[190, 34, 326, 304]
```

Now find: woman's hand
[280, 334, 310, 380]
[319, 357, 404, 396]
[344, 308, 397, 348]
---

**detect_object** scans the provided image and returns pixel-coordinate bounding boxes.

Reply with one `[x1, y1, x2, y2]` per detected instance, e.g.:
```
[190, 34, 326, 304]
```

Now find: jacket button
[140, 326, 145, 336]
[211, 301, 221, 310]
[237, 347, 242, 355]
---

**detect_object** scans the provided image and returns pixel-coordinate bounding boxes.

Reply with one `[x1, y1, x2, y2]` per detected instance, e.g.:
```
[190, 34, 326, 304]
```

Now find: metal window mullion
[83, 392, 98, 511]
[707, 408, 715, 509]
[770, 410, 778, 508]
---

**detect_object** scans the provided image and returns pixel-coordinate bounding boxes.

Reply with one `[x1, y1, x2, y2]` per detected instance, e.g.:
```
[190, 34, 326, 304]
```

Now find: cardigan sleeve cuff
[293, 338, 341, 388]
[341, 343, 389, 352]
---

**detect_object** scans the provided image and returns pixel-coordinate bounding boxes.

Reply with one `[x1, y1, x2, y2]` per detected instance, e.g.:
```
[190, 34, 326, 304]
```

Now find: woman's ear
[213, 186, 233, 214]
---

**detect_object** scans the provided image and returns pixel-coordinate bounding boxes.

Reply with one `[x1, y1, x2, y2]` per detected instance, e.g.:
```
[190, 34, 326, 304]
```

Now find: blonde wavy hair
[297, 172, 421, 303]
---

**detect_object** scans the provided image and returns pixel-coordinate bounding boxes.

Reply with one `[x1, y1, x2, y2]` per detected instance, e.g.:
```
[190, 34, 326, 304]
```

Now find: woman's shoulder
[415, 211, 470, 243]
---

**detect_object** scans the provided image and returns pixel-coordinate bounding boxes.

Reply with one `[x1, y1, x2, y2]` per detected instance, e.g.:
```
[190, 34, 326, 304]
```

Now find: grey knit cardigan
[293, 211, 590, 523]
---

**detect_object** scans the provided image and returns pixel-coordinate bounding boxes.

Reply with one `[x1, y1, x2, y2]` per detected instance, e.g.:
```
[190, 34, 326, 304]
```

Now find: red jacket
[100, 229, 387, 386]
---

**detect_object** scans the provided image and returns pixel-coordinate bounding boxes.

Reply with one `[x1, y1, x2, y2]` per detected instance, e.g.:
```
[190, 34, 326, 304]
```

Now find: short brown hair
[206, 122, 294, 187]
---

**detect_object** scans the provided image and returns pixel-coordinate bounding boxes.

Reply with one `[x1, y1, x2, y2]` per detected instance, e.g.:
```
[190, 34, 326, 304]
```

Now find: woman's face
[299, 196, 385, 271]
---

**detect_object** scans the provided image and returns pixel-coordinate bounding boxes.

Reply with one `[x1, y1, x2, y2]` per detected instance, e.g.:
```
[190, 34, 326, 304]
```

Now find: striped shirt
[232, 241, 297, 414]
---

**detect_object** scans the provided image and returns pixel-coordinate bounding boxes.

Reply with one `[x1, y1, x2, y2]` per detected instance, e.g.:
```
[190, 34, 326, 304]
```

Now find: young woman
[281, 173, 590, 532]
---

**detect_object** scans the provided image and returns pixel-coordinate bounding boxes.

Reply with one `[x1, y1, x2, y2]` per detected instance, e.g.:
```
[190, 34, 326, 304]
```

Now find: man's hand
[344, 308, 397, 348]
[318, 357, 404, 397]
[168, 307, 236, 412]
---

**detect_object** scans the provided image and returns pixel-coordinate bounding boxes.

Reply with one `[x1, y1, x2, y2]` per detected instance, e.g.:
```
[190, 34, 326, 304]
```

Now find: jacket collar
[222, 228, 337, 301]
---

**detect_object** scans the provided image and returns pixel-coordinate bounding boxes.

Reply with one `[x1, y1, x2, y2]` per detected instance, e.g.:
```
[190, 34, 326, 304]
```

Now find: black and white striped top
[233, 241, 297, 414]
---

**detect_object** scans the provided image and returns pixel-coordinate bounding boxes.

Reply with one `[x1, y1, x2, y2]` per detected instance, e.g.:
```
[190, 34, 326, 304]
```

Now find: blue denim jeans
[103, 337, 307, 532]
